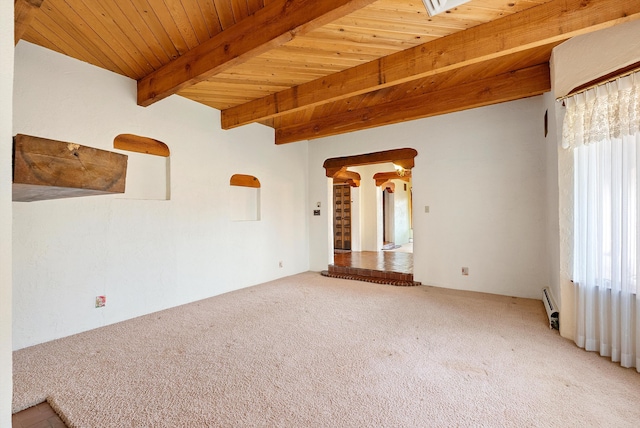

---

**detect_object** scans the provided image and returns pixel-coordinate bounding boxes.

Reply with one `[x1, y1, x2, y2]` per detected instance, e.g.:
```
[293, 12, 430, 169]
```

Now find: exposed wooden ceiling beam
[14, 0, 43, 45]
[137, 0, 377, 107]
[222, 0, 640, 129]
[275, 63, 551, 144]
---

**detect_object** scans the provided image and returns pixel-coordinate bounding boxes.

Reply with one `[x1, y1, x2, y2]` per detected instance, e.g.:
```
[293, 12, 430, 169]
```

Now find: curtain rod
[556, 65, 640, 103]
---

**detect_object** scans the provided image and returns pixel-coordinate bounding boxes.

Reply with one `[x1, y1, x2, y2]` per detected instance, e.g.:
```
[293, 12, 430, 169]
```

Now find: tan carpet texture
[13, 272, 640, 427]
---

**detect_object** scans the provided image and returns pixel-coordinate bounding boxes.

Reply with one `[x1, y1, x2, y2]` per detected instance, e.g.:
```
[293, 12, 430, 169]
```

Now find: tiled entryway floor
[12, 402, 67, 428]
[325, 250, 419, 286]
[333, 250, 413, 274]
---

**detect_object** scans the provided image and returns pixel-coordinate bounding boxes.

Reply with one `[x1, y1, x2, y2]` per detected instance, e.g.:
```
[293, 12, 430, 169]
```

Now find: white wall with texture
[12, 42, 309, 350]
[309, 97, 551, 299]
[1, 0, 14, 424]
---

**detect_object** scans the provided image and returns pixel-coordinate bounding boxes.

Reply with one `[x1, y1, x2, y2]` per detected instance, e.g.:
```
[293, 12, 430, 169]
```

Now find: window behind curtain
[564, 71, 640, 369]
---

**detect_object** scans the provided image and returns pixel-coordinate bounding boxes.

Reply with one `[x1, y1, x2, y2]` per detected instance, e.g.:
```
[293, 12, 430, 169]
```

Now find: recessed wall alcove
[113, 134, 171, 200]
[230, 174, 261, 221]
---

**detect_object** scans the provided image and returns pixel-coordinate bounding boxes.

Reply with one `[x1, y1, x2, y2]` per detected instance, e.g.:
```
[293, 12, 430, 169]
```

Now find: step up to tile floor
[325, 250, 420, 286]
[322, 265, 421, 286]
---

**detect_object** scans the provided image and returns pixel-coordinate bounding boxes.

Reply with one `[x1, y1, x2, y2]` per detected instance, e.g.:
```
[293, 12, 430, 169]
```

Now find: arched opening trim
[114, 134, 170, 157]
[230, 174, 261, 188]
[323, 148, 417, 177]
[373, 170, 411, 187]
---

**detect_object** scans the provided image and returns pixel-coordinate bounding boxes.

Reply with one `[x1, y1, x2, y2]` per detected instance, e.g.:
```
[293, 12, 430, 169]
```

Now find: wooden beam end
[14, 0, 44, 45]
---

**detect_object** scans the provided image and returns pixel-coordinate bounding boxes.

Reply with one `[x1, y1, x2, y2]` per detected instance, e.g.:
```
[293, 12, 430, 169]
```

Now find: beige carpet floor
[13, 272, 640, 427]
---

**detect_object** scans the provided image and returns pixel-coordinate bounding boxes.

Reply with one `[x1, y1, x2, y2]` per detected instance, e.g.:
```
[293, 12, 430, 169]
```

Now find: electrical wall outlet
[95, 295, 106, 308]
[461, 267, 469, 276]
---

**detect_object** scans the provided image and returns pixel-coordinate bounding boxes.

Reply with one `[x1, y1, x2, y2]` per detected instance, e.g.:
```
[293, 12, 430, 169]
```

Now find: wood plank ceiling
[16, 0, 640, 144]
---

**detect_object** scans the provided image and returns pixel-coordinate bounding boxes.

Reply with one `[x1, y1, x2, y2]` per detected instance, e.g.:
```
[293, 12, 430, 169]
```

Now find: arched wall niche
[230, 174, 261, 188]
[113, 134, 171, 200]
[230, 174, 261, 221]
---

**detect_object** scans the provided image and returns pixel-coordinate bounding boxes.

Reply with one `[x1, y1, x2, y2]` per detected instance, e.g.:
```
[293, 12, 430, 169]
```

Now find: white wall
[553, 20, 640, 98]
[349, 185, 361, 251]
[1, 1, 13, 425]
[309, 97, 550, 299]
[350, 163, 396, 251]
[349, 163, 411, 251]
[552, 20, 640, 340]
[119, 152, 170, 200]
[230, 186, 260, 221]
[393, 179, 411, 245]
[12, 42, 309, 350]
[541, 91, 562, 329]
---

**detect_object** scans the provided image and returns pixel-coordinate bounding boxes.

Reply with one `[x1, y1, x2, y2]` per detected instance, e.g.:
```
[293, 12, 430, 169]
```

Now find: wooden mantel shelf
[13, 134, 128, 202]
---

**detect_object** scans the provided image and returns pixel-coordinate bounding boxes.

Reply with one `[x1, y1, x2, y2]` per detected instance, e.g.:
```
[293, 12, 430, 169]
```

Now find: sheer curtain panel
[564, 71, 640, 371]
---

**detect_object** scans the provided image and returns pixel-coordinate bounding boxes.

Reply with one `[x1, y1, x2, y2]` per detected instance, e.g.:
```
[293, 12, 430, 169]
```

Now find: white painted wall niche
[230, 174, 261, 221]
[113, 133, 171, 201]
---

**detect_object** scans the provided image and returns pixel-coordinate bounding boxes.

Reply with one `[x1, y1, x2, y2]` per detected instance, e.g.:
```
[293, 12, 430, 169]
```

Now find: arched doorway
[321, 148, 419, 286]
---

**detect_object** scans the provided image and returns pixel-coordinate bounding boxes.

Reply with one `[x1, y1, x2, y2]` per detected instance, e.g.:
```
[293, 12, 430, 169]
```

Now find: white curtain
[563, 71, 640, 371]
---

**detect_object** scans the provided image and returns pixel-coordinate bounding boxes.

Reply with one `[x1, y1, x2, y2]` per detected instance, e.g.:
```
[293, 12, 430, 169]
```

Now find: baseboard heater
[542, 288, 559, 330]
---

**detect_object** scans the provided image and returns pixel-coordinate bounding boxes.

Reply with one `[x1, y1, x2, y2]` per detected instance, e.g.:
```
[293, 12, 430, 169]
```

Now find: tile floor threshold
[328, 250, 418, 286]
[321, 270, 421, 286]
[12, 401, 67, 428]
[332, 250, 413, 274]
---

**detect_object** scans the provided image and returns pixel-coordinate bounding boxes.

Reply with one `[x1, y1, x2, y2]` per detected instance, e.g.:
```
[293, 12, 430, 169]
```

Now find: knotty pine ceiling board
[22, 0, 267, 80]
[21, 0, 555, 118]
[178, 0, 553, 111]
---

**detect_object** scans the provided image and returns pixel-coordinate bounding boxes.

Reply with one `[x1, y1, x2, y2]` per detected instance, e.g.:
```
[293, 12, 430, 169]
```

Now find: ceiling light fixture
[422, 0, 471, 17]
[393, 163, 406, 177]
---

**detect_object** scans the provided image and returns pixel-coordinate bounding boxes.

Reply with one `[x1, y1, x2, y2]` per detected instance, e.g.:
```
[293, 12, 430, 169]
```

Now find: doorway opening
[383, 187, 394, 247]
[321, 148, 419, 286]
[380, 178, 412, 252]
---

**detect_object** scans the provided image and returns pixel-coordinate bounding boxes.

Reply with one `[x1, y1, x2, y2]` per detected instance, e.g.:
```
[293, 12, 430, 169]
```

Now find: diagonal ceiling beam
[222, 0, 640, 129]
[275, 63, 551, 144]
[14, 0, 44, 45]
[137, 0, 377, 107]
